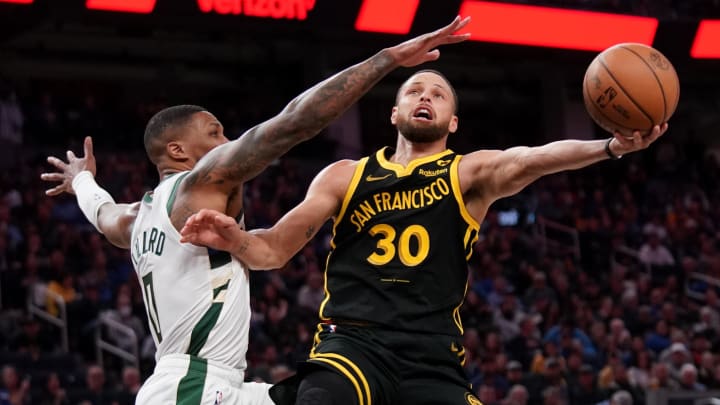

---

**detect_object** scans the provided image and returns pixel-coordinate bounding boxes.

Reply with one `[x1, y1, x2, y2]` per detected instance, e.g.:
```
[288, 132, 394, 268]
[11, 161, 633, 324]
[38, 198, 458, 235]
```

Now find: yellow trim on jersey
[375, 147, 454, 178]
[452, 280, 469, 335]
[449, 155, 481, 231]
[331, 157, 370, 250]
[308, 356, 367, 405]
[320, 158, 368, 321]
[318, 253, 333, 321]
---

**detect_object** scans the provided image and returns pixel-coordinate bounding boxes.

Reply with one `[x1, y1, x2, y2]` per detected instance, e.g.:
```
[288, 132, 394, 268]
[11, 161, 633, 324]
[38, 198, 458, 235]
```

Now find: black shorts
[270, 322, 482, 405]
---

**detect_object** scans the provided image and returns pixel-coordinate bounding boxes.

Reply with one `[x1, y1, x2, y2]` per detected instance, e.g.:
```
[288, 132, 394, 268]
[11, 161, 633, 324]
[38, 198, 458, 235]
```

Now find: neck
[157, 162, 191, 180]
[390, 133, 448, 166]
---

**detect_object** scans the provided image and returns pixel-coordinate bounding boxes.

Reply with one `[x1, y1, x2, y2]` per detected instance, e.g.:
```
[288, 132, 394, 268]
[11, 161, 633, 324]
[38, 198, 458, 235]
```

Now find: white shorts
[136, 354, 273, 405]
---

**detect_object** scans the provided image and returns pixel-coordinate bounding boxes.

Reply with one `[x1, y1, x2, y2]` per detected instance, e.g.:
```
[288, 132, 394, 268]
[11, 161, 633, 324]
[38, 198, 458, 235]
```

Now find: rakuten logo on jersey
[197, 0, 316, 20]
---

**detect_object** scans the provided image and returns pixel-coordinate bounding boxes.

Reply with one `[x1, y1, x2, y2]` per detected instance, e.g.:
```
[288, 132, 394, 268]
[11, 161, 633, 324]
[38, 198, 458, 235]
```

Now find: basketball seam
[597, 56, 654, 130]
[584, 71, 636, 132]
[619, 45, 668, 122]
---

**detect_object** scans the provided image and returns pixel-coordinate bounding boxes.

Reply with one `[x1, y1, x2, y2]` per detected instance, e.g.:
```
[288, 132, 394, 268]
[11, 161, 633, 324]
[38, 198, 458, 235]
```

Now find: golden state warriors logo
[465, 392, 483, 405]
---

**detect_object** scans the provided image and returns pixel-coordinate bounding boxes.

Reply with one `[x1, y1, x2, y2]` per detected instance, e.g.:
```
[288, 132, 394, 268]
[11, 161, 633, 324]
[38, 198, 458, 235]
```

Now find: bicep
[464, 148, 533, 201]
[97, 202, 139, 249]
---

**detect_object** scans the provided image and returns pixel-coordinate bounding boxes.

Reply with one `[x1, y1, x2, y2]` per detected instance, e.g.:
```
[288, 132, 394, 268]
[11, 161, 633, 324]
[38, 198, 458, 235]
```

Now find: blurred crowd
[1, 30, 720, 405]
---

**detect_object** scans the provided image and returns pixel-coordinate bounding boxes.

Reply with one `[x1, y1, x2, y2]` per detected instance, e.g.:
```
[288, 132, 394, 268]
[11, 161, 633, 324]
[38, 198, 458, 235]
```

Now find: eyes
[406, 88, 446, 100]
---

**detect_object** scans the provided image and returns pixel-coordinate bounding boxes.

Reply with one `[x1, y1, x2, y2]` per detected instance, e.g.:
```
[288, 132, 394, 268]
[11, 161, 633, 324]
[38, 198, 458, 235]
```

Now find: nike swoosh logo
[437, 159, 452, 167]
[365, 174, 392, 182]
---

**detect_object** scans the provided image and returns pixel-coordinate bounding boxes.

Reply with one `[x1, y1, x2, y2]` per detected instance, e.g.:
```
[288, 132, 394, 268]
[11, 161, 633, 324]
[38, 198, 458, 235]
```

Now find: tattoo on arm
[236, 238, 250, 255]
[195, 50, 396, 186]
[305, 225, 315, 239]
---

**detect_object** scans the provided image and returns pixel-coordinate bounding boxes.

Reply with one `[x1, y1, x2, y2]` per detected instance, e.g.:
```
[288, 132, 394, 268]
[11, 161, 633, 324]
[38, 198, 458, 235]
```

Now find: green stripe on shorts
[176, 356, 207, 405]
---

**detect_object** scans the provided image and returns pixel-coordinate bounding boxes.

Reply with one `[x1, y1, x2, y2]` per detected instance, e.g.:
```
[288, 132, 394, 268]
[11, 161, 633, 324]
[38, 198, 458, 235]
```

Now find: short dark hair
[396, 69, 459, 113]
[143, 105, 207, 163]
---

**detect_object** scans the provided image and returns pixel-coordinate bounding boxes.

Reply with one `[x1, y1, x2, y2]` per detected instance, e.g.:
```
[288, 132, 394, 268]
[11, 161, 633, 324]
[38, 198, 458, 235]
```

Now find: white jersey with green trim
[130, 171, 250, 370]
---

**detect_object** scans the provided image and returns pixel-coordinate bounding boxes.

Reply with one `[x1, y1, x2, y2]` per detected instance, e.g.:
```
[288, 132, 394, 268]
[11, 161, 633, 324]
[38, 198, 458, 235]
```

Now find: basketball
[583, 43, 680, 138]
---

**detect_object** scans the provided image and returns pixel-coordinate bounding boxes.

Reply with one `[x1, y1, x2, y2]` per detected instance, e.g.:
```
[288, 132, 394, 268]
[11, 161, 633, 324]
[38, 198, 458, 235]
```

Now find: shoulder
[308, 159, 363, 196]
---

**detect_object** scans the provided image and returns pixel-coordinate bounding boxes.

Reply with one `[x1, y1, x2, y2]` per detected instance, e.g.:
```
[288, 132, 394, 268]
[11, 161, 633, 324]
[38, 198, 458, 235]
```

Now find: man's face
[180, 111, 230, 164]
[392, 72, 457, 143]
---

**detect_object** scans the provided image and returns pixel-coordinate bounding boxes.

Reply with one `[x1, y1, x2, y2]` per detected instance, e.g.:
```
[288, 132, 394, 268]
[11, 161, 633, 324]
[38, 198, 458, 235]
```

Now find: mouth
[412, 106, 434, 122]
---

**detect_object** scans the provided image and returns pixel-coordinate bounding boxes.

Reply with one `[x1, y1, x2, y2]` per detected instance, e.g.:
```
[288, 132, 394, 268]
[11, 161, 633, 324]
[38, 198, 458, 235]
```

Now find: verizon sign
[197, 0, 316, 20]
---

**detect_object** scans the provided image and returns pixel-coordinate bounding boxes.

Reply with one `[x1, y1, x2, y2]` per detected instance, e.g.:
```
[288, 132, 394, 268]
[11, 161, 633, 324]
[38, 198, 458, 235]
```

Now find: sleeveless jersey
[319, 147, 480, 337]
[130, 172, 251, 369]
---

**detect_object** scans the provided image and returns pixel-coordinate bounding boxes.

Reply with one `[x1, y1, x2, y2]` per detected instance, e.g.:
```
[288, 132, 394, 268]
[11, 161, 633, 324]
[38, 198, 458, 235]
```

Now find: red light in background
[197, 0, 316, 20]
[690, 20, 720, 58]
[458, 1, 657, 51]
[86, 0, 156, 14]
[355, 0, 419, 34]
[0, 0, 33, 4]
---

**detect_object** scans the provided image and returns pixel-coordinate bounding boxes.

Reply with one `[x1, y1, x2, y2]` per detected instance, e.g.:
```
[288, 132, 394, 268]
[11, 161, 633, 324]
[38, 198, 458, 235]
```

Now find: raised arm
[184, 17, 471, 191]
[42, 136, 138, 249]
[180, 160, 356, 269]
[462, 125, 668, 203]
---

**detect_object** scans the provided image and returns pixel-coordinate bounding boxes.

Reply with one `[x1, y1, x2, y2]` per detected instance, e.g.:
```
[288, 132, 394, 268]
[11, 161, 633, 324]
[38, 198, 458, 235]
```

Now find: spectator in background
[0, 365, 31, 405]
[627, 350, 653, 389]
[638, 231, 675, 267]
[45, 272, 77, 317]
[648, 362, 678, 390]
[569, 364, 607, 405]
[117, 366, 140, 403]
[37, 372, 68, 405]
[609, 390, 632, 405]
[295, 270, 324, 313]
[677, 363, 706, 392]
[103, 291, 146, 355]
[502, 384, 528, 405]
[71, 365, 111, 405]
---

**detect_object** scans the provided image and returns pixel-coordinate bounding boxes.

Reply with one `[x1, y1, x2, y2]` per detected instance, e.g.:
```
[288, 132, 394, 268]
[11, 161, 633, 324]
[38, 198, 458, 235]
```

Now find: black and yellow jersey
[319, 147, 480, 337]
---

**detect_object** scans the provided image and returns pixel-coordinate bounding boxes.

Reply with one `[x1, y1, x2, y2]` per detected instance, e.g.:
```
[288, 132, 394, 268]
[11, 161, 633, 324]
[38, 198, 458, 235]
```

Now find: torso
[320, 147, 480, 336]
[130, 172, 251, 369]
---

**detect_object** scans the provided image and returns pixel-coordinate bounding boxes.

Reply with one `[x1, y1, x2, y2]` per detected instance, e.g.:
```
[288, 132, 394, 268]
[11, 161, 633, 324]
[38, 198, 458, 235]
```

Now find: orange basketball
[583, 43, 679, 138]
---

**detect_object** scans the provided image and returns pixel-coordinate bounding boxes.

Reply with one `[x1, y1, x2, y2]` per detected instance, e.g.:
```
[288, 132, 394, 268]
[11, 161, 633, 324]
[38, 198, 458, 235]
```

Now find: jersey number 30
[367, 224, 429, 267]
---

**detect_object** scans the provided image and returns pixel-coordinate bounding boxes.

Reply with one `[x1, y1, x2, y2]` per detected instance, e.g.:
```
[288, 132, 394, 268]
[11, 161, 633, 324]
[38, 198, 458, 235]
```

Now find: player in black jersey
[180, 68, 669, 404]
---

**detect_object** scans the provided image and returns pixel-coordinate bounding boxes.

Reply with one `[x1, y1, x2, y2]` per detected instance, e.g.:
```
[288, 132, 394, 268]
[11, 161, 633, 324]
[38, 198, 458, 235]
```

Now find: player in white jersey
[40, 18, 471, 405]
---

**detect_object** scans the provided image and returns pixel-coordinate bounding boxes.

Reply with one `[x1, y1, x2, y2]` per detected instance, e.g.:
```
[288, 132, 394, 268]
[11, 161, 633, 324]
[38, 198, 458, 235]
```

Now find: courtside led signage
[197, 0, 316, 20]
[355, 0, 419, 35]
[691, 20, 720, 58]
[86, 0, 156, 14]
[458, 1, 657, 51]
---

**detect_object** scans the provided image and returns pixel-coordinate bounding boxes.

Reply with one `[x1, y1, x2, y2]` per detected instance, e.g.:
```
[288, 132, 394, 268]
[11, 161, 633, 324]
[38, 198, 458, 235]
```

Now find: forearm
[521, 139, 609, 176]
[229, 229, 290, 270]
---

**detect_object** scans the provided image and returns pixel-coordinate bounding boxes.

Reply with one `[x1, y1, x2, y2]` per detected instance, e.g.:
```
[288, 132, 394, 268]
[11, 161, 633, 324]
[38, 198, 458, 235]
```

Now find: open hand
[386, 16, 471, 68]
[41, 136, 97, 196]
[180, 208, 243, 251]
[608, 123, 669, 157]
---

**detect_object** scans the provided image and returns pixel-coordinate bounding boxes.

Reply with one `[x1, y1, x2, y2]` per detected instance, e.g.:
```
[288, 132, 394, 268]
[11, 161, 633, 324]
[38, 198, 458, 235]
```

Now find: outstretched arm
[180, 161, 355, 269]
[184, 17, 471, 191]
[41, 136, 138, 249]
[464, 125, 668, 201]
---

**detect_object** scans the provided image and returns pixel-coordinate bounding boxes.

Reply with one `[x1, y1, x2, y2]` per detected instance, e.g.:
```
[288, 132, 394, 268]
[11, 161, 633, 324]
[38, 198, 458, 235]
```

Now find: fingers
[424, 49, 441, 62]
[67, 150, 76, 161]
[40, 173, 64, 182]
[84, 136, 94, 158]
[47, 156, 68, 170]
[45, 186, 65, 196]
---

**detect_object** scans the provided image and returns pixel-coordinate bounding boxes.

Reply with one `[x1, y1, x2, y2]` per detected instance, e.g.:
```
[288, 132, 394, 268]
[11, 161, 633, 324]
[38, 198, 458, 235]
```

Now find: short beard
[396, 119, 448, 143]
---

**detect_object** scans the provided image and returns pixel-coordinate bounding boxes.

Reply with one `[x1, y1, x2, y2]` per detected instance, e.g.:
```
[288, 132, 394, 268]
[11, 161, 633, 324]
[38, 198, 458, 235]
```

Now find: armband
[71, 171, 115, 234]
[604, 138, 622, 160]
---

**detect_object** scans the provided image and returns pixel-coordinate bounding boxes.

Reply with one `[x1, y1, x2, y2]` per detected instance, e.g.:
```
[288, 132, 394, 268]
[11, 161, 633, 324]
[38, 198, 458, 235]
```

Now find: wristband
[71, 171, 115, 234]
[605, 138, 622, 160]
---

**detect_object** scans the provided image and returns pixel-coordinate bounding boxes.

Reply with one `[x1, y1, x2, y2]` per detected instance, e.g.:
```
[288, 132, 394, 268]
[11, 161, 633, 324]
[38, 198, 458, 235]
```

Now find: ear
[448, 115, 459, 134]
[390, 106, 398, 125]
[166, 140, 188, 161]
